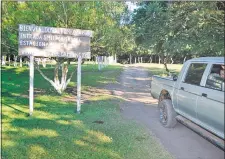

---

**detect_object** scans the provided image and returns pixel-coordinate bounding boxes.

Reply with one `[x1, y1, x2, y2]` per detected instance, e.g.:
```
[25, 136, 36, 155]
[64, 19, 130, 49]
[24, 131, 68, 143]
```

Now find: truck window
[184, 63, 207, 86]
[205, 64, 225, 91]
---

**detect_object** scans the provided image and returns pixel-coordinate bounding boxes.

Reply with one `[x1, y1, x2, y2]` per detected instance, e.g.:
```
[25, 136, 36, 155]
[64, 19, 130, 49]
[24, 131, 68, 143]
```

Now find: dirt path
[105, 64, 224, 159]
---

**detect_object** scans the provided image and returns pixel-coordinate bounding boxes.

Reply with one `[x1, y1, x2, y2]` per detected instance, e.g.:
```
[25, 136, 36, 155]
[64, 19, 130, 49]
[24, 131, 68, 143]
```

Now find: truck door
[196, 63, 224, 139]
[177, 63, 207, 121]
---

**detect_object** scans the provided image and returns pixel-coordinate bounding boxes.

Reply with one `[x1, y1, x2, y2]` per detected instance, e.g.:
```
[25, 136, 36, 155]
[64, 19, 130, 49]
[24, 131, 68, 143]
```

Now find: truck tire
[158, 99, 177, 128]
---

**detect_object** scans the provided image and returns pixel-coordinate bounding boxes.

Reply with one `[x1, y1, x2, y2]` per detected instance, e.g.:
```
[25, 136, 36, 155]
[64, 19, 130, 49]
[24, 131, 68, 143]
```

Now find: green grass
[145, 63, 183, 76]
[2, 64, 173, 159]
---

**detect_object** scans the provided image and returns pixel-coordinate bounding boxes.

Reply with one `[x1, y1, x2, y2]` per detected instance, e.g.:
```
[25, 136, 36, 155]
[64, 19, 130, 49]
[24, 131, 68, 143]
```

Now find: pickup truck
[150, 57, 224, 148]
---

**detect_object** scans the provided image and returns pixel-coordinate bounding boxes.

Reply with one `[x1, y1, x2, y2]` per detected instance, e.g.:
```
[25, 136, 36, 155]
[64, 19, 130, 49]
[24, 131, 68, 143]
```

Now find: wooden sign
[18, 24, 93, 116]
[18, 24, 93, 59]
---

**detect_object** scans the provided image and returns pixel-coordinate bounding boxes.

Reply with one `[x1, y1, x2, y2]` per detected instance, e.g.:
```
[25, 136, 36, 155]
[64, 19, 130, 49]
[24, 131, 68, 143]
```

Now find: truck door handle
[181, 87, 184, 90]
[202, 93, 207, 97]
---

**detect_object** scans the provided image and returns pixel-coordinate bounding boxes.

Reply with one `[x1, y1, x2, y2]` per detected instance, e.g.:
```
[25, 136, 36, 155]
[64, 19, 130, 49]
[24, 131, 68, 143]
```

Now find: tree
[132, 1, 224, 68]
[1, 1, 128, 94]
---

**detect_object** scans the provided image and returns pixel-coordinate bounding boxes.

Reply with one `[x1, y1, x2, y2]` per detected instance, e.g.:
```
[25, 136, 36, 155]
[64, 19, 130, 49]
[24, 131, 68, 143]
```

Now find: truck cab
[173, 57, 224, 139]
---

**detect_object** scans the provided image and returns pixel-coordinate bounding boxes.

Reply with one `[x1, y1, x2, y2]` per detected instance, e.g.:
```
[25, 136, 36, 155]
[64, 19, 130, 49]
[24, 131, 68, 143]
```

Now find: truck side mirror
[173, 75, 178, 81]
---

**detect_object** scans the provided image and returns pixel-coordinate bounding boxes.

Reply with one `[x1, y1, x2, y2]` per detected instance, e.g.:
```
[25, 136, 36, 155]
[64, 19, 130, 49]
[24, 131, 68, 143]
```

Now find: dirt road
[106, 65, 224, 159]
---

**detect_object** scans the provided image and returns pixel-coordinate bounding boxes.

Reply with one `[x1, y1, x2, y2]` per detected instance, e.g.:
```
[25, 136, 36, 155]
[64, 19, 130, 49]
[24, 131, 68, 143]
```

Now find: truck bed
[150, 75, 176, 100]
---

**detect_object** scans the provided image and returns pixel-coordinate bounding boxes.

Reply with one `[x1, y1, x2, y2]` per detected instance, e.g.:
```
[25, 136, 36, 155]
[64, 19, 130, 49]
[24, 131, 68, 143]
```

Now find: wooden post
[77, 55, 82, 113]
[29, 56, 34, 116]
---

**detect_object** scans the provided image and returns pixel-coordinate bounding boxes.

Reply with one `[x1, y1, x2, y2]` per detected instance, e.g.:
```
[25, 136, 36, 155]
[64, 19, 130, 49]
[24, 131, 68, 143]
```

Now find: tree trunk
[98, 56, 102, 70]
[94, 56, 98, 64]
[14, 55, 18, 67]
[54, 62, 60, 88]
[158, 55, 161, 64]
[36, 59, 75, 95]
[8, 55, 11, 66]
[114, 54, 117, 63]
[42, 58, 46, 68]
[20, 57, 22, 67]
[141, 57, 143, 63]
[183, 56, 187, 64]
[2, 56, 6, 66]
[61, 63, 68, 91]
[95, 56, 98, 64]
[149, 56, 152, 63]
[135, 57, 137, 63]
[104, 56, 107, 67]
[129, 54, 132, 64]
[37, 58, 40, 65]
[26, 60, 29, 67]
[163, 57, 170, 73]
[171, 57, 174, 64]
[101, 56, 104, 68]
[107, 56, 109, 66]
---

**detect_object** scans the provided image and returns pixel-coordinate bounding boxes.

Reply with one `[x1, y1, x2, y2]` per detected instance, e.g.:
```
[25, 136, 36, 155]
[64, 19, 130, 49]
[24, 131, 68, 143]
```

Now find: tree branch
[1, 42, 18, 53]
[61, 1, 68, 28]
[35, 62, 56, 87]
[65, 69, 75, 86]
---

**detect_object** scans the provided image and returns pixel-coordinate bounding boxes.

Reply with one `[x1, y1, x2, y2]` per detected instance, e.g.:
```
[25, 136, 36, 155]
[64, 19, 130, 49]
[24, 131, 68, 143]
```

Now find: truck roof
[188, 57, 224, 63]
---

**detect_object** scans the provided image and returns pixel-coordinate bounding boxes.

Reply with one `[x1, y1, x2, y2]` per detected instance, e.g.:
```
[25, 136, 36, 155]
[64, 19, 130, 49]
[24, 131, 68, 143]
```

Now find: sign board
[18, 24, 93, 59]
[18, 24, 93, 116]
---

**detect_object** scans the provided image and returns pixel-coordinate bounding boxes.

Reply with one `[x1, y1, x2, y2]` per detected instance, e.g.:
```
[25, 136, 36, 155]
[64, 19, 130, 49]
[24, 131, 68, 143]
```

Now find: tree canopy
[2, 1, 224, 61]
[2, 1, 127, 57]
[132, 1, 224, 61]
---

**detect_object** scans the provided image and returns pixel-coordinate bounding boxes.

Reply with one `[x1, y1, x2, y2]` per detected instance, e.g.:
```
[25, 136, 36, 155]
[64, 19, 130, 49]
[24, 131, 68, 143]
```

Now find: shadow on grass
[2, 65, 174, 159]
[3, 103, 27, 115]
[2, 96, 123, 159]
[1, 65, 125, 159]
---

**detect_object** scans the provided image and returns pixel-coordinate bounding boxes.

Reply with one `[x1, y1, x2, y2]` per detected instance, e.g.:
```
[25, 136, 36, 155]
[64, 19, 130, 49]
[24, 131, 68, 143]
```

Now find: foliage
[1, 1, 127, 57]
[132, 1, 224, 60]
[2, 1, 223, 63]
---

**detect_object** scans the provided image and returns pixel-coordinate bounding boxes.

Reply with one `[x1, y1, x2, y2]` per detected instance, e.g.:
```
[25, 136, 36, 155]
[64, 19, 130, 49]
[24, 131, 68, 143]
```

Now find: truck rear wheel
[158, 99, 177, 128]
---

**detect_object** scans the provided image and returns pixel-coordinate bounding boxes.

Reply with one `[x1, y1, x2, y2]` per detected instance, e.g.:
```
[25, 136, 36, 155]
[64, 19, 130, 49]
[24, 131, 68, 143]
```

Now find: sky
[125, 1, 138, 12]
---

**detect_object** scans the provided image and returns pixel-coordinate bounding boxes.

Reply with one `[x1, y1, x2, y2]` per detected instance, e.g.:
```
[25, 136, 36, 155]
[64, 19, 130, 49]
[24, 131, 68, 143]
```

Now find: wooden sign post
[18, 24, 93, 115]
[77, 55, 82, 113]
[29, 56, 34, 116]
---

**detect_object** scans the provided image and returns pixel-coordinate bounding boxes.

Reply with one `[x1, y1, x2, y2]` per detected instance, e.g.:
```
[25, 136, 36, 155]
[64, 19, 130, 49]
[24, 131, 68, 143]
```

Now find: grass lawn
[135, 63, 183, 76]
[2, 63, 173, 159]
[148, 64, 182, 76]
